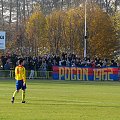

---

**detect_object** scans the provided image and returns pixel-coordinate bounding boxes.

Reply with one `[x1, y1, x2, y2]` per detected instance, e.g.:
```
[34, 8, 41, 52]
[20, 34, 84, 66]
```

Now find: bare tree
[1, 0, 4, 29]
[23, 0, 26, 21]
[16, 0, 19, 31]
[9, 0, 12, 26]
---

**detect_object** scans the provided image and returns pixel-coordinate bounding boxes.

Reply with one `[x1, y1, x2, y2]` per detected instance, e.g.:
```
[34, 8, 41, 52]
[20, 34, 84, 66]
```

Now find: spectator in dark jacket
[4, 61, 10, 70]
[4, 61, 11, 77]
[29, 60, 35, 79]
[110, 60, 118, 67]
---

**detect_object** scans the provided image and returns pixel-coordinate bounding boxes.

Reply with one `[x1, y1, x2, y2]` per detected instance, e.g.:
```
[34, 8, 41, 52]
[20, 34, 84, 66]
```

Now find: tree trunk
[1, 0, 4, 29]
[16, 0, 19, 31]
[9, 0, 12, 26]
[105, 0, 108, 13]
[26, 0, 30, 17]
[23, 0, 25, 21]
[114, 0, 118, 12]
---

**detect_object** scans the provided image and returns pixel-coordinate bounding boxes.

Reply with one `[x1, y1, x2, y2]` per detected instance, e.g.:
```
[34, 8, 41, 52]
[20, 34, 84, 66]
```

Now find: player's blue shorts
[16, 80, 26, 90]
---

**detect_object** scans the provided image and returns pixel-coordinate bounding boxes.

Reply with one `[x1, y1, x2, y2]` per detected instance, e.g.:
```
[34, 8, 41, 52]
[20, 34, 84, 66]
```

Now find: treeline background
[0, 0, 120, 60]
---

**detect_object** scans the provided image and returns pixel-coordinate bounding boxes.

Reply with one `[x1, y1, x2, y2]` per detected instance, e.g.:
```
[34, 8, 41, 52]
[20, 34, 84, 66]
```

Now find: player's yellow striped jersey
[15, 65, 26, 82]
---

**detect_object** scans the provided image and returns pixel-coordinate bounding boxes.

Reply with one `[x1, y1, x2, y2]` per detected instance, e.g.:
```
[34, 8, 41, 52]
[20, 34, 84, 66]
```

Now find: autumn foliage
[25, 3, 119, 58]
[5, 3, 119, 59]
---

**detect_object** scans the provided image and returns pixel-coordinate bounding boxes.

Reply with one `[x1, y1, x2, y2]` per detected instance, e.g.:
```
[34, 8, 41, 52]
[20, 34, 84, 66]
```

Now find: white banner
[0, 31, 6, 49]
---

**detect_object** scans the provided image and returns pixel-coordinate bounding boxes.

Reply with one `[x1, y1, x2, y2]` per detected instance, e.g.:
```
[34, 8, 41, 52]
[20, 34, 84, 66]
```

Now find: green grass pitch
[0, 80, 120, 120]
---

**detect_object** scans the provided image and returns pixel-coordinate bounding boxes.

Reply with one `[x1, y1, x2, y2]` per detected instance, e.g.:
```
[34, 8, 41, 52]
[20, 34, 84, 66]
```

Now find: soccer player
[11, 59, 26, 103]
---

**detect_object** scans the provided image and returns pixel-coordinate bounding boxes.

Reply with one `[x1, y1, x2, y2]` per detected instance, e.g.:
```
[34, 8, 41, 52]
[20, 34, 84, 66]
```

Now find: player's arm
[15, 67, 19, 79]
[22, 67, 26, 83]
[15, 67, 18, 74]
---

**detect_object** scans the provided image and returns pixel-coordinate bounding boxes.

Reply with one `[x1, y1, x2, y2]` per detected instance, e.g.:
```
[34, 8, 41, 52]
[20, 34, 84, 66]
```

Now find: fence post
[35, 71, 37, 79]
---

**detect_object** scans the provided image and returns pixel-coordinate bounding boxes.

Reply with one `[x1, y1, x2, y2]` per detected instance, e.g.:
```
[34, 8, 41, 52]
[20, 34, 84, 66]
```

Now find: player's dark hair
[18, 59, 24, 65]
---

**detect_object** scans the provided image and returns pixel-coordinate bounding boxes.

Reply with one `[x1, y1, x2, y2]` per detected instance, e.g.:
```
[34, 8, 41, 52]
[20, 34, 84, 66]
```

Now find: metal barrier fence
[119, 69, 120, 80]
[0, 70, 53, 79]
[0, 69, 120, 80]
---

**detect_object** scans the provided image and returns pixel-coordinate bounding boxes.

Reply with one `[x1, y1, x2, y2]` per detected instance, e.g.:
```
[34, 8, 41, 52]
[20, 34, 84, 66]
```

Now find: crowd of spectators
[0, 53, 119, 72]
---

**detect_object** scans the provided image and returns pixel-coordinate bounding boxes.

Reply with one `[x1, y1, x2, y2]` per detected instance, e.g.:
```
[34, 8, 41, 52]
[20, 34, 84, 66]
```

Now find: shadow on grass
[28, 80, 120, 87]
[28, 99, 120, 108]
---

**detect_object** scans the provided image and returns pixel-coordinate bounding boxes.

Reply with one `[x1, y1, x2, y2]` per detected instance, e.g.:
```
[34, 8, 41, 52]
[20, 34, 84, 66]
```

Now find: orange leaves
[25, 10, 48, 56]
[25, 3, 118, 57]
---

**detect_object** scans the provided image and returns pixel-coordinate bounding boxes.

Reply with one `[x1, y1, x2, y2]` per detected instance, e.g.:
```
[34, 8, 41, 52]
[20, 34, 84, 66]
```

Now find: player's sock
[11, 97, 14, 104]
[22, 101, 26, 103]
[13, 90, 18, 97]
[11, 90, 18, 103]
[22, 90, 25, 103]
